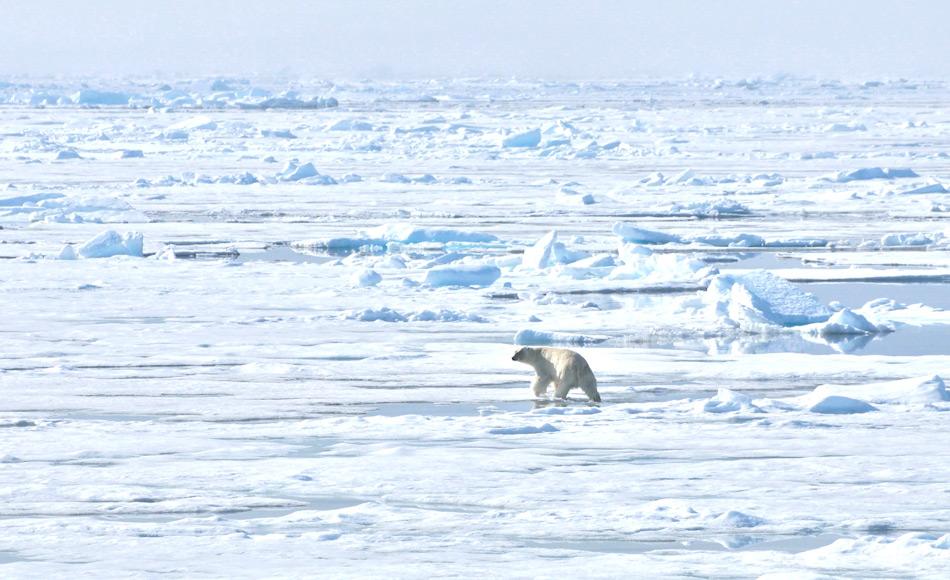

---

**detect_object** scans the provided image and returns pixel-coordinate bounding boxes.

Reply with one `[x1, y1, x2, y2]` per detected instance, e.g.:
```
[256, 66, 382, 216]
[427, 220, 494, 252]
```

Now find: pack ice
[2, 76, 950, 579]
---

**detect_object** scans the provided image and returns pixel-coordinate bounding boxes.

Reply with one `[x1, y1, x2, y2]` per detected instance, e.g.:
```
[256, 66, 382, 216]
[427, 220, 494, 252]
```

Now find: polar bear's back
[537, 347, 595, 383]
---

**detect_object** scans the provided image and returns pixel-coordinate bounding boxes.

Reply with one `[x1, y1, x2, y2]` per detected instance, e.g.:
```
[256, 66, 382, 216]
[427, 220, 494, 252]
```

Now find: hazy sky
[1, 0, 948, 79]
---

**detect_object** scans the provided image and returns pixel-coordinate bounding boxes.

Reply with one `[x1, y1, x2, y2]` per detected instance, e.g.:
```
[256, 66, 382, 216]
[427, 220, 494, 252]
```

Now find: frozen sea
[1, 77, 949, 578]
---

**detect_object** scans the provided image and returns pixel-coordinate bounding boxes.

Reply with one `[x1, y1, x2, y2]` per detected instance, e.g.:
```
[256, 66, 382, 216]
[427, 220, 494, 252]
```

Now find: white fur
[512, 346, 600, 402]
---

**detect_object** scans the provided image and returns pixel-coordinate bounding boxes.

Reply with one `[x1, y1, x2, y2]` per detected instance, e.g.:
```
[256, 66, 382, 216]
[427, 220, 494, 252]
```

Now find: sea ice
[380, 172, 411, 183]
[878, 232, 943, 247]
[829, 167, 919, 182]
[259, 129, 297, 139]
[5, 76, 950, 579]
[0, 192, 65, 207]
[364, 223, 498, 245]
[899, 181, 947, 195]
[811, 375, 948, 405]
[501, 128, 542, 148]
[699, 389, 761, 413]
[809, 308, 881, 336]
[70, 89, 132, 105]
[556, 187, 595, 205]
[608, 245, 709, 283]
[237, 96, 337, 110]
[277, 161, 321, 182]
[407, 309, 486, 322]
[76, 230, 144, 258]
[352, 268, 382, 287]
[342, 307, 406, 322]
[55, 150, 81, 160]
[56, 244, 77, 260]
[343, 307, 486, 323]
[165, 115, 218, 132]
[663, 200, 751, 217]
[804, 395, 877, 415]
[424, 264, 501, 287]
[487, 423, 558, 435]
[513, 329, 610, 345]
[521, 230, 558, 269]
[691, 233, 767, 248]
[612, 222, 684, 244]
[710, 510, 767, 528]
[330, 119, 374, 131]
[705, 270, 833, 329]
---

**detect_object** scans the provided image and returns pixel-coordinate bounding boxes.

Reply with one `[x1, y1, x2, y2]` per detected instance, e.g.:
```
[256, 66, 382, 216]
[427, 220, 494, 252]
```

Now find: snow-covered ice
[1, 76, 950, 578]
[76, 230, 144, 258]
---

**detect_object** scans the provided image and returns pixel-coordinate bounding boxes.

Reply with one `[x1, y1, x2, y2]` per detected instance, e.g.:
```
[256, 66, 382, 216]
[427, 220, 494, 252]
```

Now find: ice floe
[365, 223, 498, 245]
[705, 270, 833, 329]
[501, 128, 542, 148]
[330, 119, 374, 131]
[612, 223, 683, 244]
[71, 89, 132, 106]
[521, 230, 558, 269]
[236, 96, 338, 110]
[76, 230, 144, 258]
[342, 307, 485, 323]
[276, 160, 334, 184]
[806, 308, 883, 337]
[828, 167, 919, 182]
[513, 329, 610, 345]
[55, 149, 82, 160]
[424, 264, 501, 287]
[612, 222, 828, 248]
[802, 395, 877, 414]
[698, 389, 762, 413]
[352, 268, 382, 287]
[662, 200, 751, 217]
[295, 223, 498, 252]
[811, 375, 947, 405]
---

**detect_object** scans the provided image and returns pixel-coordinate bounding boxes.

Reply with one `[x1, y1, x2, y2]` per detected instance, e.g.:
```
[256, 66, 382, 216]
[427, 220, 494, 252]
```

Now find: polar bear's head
[512, 347, 535, 362]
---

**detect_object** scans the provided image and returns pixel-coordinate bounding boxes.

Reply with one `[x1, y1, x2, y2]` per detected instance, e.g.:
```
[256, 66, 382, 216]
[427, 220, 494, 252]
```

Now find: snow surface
[1, 76, 950, 578]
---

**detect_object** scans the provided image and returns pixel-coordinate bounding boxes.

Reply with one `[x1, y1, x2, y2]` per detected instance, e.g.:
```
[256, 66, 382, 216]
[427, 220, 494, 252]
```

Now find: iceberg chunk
[77, 230, 144, 259]
[612, 222, 683, 244]
[502, 128, 541, 148]
[705, 270, 832, 328]
[812, 375, 948, 405]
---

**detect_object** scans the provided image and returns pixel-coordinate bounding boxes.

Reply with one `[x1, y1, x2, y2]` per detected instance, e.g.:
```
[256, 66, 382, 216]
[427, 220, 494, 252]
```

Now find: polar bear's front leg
[531, 375, 552, 397]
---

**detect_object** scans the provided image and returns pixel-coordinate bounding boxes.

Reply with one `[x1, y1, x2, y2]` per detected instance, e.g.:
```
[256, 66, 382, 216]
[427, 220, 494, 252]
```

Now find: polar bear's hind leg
[580, 381, 601, 403]
[554, 380, 572, 399]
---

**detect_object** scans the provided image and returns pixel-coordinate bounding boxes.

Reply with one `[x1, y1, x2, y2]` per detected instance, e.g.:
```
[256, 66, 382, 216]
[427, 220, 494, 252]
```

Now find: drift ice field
[1, 78, 949, 577]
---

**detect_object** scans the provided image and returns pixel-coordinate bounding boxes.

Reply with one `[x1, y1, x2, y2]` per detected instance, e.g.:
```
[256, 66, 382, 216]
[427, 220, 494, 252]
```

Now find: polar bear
[511, 346, 601, 402]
